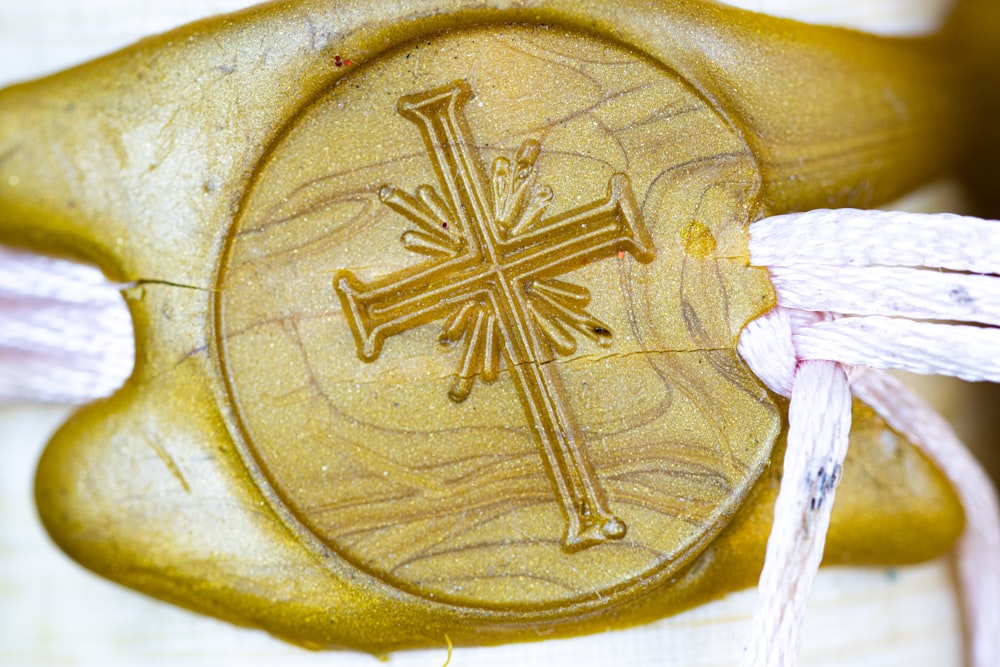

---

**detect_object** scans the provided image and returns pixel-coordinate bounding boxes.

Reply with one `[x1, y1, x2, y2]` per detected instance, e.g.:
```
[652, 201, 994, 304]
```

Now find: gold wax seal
[0, 0, 963, 651]
[219, 27, 774, 610]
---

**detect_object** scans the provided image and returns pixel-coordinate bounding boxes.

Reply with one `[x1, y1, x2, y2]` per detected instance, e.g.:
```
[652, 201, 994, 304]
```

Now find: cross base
[563, 511, 627, 551]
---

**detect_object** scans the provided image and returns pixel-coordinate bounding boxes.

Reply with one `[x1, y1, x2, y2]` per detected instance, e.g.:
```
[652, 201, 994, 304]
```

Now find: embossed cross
[335, 80, 655, 550]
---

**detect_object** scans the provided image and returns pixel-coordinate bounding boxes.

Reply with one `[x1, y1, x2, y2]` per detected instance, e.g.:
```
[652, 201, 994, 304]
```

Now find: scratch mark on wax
[143, 430, 191, 494]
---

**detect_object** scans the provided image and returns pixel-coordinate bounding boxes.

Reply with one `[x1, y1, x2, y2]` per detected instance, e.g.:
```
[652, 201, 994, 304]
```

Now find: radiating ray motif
[425, 138, 618, 401]
[381, 184, 465, 258]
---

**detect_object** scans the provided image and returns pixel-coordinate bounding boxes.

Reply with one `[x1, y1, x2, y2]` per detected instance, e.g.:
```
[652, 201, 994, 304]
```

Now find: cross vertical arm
[397, 81, 496, 254]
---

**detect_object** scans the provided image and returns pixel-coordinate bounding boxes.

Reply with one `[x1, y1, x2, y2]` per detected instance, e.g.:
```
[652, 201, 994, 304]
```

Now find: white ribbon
[739, 209, 1000, 667]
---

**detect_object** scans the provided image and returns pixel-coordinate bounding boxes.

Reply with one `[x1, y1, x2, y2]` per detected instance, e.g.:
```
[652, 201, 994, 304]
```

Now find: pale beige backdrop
[0, 1, 967, 666]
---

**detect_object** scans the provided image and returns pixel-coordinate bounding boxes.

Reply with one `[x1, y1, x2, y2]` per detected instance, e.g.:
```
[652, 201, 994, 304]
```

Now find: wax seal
[218, 25, 777, 611]
[0, 0, 963, 651]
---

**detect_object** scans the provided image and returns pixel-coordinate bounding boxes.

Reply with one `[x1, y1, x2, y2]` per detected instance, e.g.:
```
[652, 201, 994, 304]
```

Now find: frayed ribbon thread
[739, 208, 1000, 667]
[0, 246, 134, 403]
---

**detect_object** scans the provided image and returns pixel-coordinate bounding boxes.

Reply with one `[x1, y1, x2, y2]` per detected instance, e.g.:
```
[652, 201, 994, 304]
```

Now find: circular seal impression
[217, 23, 777, 611]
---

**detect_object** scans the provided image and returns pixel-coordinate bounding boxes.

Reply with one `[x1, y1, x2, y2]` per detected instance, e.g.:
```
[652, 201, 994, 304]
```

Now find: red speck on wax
[617, 250, 625, 259]
[441, 222, 449, 229]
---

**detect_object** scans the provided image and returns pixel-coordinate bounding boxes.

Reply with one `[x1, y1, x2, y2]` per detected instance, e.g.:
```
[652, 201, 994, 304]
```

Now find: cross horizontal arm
[334, 255, 486, 361]
[502, 174, 654, 280]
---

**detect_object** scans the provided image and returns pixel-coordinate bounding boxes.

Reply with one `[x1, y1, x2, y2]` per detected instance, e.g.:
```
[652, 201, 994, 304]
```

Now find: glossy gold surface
[219, 24, 776, 612]
[0, 0, 964, 651]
